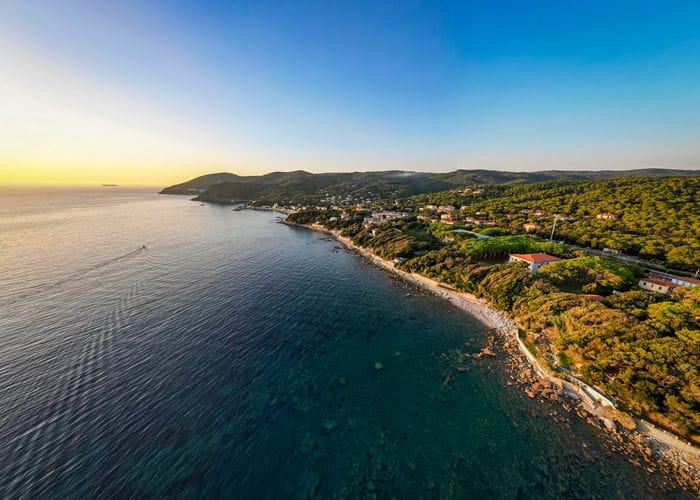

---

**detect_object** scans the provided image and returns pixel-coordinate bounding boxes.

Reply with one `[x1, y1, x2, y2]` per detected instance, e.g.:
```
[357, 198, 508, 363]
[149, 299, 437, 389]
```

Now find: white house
[638, 276, 677, 295]
[669, 275, 700, 288]
[639, 273, 699, 293]
[509, 253, 563, 273]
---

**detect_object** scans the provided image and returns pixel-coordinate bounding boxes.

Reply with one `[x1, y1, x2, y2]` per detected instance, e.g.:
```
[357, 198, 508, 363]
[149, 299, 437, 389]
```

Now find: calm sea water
[0, 186, 690, 498]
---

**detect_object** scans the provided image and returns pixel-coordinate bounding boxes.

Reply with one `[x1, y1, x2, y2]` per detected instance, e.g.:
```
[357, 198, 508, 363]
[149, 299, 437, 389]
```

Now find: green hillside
[160, 168, 699, 205]
[418, 176, 699, 269]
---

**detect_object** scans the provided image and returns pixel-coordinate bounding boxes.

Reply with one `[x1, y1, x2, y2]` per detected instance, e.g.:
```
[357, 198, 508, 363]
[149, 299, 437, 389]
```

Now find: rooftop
[509, 253, 563, 264]
[641, 276, 678, 288]
[673, 275, 700, 286]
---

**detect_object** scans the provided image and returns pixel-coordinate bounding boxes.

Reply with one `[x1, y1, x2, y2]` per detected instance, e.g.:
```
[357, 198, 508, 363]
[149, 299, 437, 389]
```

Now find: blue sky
[1, 1, 699, 183]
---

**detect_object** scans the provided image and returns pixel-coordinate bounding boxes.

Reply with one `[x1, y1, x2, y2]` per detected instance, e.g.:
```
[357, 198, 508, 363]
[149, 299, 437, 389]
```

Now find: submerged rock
[298, 470, 320, 497]
[299, 433, 314, 454]
[374, 362, 384, 370]
[475, 347, 497, 359]
[322, 419, 338, 431]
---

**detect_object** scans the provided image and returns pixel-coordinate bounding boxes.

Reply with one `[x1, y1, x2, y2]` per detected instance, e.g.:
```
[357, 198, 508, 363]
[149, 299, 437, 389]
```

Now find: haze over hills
[160, 169, 700, 204]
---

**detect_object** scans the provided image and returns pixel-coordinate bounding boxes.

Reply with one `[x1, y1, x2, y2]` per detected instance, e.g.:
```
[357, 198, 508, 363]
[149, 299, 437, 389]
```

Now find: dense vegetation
[416, 176, 700, 270]
[538, 257, 639, 293]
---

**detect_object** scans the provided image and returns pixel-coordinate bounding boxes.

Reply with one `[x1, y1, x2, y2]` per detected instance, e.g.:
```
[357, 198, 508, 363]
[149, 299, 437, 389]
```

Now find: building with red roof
[508, 253, 563, 273]
[639, 273, 699, 294]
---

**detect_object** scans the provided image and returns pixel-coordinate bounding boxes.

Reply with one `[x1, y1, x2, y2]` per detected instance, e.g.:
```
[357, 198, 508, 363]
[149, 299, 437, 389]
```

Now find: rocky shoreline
[284, 220, 700, 494]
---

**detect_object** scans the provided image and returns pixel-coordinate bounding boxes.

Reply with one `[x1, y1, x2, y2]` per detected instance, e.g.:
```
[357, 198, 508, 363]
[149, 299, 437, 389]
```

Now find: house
[596, 213, 619, 220]
[639, 273, 699, 293]
[509, 253, 563, 273]
[523, 223, 540, 233]
[638, 276, 678, 295]
[669, 275, 700, 288]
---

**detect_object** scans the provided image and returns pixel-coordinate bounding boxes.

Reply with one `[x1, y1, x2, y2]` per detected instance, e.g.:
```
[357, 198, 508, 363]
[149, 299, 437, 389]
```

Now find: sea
[0, 186, 691, 498]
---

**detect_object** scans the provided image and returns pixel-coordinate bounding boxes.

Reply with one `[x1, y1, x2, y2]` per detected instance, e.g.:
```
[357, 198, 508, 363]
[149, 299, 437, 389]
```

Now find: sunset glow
[1, 1, 698, 185]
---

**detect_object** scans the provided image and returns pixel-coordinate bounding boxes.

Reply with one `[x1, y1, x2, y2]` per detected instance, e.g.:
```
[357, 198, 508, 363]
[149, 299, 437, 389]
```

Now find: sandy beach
[288, 221, 700, 492]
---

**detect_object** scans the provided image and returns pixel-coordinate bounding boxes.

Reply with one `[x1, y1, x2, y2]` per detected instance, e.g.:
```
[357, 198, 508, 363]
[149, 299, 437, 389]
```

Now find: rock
[291, 396, 316, 413]
[300, 433, 314, 454]
[323, 419, 338, 431]
[476, 347, 497, 359]
[366, 481, 376, 491]
[482, 347, 497, 357]
[374, 362, 384, 370]
[298, 470, 320, 497]
[338, 377, 347, 386]
[565, 391, 581, 402]
[602, 418, 617, 432]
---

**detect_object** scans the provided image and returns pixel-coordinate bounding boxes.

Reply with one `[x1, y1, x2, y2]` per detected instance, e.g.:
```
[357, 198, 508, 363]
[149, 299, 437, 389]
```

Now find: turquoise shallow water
[0, 187, 690, 498]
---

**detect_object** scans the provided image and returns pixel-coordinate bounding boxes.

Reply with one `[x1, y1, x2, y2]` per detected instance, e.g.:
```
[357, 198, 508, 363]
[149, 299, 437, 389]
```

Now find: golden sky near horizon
[0, 44, 238, 186]
[3, 2, 699, 186]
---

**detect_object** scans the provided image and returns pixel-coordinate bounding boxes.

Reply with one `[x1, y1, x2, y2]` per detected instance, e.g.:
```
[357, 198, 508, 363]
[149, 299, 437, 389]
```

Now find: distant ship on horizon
[102, 184, 118, 187]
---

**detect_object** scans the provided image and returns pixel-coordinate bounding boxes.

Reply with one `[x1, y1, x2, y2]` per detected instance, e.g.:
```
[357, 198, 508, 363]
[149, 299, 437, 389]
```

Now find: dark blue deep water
[0, 187, 690, 498]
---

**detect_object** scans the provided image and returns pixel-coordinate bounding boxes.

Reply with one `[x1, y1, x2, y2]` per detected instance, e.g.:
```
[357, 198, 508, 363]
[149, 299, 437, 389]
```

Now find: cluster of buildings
[362, 211, 410, 227]
[418, 204, 498, 226]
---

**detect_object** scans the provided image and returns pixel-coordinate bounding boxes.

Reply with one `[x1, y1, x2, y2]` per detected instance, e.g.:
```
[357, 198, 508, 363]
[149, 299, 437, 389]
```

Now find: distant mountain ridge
[160, 168, 699, 204]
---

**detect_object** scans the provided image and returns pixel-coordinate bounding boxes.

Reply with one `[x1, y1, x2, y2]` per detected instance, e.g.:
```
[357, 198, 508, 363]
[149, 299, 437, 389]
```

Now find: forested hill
[416, 176, 700, 269]
[160, 172, 242, 194]
[159, 168, 698, 203]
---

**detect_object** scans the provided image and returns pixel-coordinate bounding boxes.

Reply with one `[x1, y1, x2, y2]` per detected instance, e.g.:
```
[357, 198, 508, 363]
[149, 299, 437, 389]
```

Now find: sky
[1, 1, 699, 185]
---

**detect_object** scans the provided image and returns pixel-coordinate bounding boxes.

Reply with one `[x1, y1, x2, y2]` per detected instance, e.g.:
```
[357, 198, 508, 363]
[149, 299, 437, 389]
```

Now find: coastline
[238, 205, 293, 215]
[285, 220, 700, 492]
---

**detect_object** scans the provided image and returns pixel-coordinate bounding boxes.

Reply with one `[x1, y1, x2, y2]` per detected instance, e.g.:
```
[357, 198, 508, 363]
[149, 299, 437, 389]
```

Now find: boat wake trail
[4, 246, 148, 306]
[1, 257, 147, 497]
